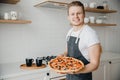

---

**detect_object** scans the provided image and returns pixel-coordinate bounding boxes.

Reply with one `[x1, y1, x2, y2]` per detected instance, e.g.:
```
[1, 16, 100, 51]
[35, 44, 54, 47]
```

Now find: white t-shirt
[66, 25, 100, 61]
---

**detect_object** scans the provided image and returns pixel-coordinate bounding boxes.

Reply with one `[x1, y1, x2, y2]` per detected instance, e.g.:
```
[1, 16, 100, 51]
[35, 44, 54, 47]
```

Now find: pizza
[48, 56, 84, 73]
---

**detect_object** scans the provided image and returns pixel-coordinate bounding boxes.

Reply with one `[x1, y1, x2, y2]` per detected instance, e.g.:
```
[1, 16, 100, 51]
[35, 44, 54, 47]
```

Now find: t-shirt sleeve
[86, 31, 100, 47]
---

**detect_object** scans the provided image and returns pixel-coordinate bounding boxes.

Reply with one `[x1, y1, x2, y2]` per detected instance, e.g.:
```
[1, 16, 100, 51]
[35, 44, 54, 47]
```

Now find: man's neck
[73, 24, 84, 32]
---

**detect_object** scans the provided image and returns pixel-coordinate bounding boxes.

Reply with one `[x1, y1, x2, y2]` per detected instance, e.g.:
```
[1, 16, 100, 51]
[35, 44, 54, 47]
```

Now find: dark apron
[66, 36, 92, 80]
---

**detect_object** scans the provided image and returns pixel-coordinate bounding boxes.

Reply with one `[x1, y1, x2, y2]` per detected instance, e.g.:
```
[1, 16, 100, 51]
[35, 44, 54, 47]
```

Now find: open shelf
[34, 0, 117, 13]
[34, 1, 68, 9]
[0, 0, 20, 4]
[85, 8, 117, 13]
[0, 20, 32, 24]
[87, 23, 117, 26]
[34, 0, 117, 27]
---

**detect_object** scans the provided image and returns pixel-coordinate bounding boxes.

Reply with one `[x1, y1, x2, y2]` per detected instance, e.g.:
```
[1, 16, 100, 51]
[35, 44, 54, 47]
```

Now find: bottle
[43, 73, 50, 80]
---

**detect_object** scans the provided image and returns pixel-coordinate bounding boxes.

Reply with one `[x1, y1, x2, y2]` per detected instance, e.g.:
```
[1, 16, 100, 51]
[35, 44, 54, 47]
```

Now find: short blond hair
[67, 1, 85, 15]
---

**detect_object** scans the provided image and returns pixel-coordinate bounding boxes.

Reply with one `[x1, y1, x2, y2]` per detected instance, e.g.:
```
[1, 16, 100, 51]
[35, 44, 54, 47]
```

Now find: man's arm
[81, 43, 102, 73]
[69, 43, 102, 74]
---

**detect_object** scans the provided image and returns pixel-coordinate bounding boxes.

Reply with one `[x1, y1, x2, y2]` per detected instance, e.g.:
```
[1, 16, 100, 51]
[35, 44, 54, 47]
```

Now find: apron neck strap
[67, 25, 85, 44]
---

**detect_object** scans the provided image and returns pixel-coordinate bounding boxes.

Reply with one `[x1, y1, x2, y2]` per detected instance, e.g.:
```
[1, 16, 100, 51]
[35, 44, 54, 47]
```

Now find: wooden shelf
[34, 0, 117, 27]
[34, 1, 68, 9]
[0, 0, 20, 4]
[87, 23, 117, 26]
[34, 1, 117, 13]
[0, 20, 32, 24]
[85, 8, 117, 13]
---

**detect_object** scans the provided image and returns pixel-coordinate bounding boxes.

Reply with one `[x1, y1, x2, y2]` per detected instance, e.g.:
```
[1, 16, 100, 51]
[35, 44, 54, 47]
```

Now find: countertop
[0, 62, 50, 79]
[0, 52, 120, 79]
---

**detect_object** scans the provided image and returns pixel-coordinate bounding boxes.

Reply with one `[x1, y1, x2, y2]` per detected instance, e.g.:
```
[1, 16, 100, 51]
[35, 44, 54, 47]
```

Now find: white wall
[0, 0, 120, 64]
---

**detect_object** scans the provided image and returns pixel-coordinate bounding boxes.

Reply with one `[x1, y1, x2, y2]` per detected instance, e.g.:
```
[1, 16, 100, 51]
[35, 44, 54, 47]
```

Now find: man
[60, 1, 102, 80]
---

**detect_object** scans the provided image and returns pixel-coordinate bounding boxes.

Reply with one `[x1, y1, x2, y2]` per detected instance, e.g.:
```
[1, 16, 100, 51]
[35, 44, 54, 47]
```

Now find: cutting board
[20, 63, 46, 70]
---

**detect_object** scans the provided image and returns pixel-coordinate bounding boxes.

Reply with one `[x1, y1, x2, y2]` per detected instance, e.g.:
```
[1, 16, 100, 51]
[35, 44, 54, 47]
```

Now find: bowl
[96, 19, 103, 24]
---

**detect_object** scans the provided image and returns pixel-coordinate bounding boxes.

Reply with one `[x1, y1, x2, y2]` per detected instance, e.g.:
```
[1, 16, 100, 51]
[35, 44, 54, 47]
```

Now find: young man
[61, 1, 102, 80]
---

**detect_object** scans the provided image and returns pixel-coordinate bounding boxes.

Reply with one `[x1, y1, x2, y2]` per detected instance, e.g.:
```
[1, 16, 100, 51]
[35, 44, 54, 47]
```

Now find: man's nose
[75, 14, 78, 18]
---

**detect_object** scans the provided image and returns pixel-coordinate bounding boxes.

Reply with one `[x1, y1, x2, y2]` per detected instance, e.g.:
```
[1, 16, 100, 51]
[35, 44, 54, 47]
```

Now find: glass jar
[103, 1, 109, 10]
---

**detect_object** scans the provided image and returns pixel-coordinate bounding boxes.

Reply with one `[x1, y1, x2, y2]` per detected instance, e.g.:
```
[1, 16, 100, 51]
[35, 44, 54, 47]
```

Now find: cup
[36, 57, 43, 67]
[89, 16, 95, 23]
[89, 2, 96, 8]
[10, 11, 17, 20]
[4, 13, 10, 20]
[25, 58, 34, 67]
[84, 17, 89, 23]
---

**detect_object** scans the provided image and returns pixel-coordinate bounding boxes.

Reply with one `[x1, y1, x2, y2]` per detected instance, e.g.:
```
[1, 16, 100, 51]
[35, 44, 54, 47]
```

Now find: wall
[0, 0, 120, 64]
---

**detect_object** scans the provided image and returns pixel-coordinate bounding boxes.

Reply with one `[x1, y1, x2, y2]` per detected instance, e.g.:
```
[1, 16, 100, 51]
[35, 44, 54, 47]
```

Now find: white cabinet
[107, 59, 120, 80]
[93, 61, 107, 80]
[93, 59, 120, 80]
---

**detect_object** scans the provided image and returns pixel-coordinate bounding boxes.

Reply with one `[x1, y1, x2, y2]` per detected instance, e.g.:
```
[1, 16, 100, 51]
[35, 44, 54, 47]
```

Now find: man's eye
[71, 13, 74, 16]
[77, 13, 82, 15]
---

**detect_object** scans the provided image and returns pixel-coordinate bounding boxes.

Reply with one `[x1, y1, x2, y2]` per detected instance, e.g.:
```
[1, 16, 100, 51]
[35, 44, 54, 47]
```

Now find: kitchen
[0, 0, 120, 80]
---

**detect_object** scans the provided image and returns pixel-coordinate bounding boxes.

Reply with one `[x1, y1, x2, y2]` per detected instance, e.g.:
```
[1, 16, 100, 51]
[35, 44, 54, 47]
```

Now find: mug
[10, 11, 17, 20]
[89, 2, 96, 8]
[4, 13, 10, 20]
[84, 17, 89, 23]
[36, 57, 43, 67]
[25, 58, 34, 67]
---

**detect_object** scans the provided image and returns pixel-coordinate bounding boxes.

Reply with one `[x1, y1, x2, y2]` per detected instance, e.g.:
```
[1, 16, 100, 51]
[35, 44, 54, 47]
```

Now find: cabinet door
[107, 59, 120, 80]
[93, 61, 107, 80]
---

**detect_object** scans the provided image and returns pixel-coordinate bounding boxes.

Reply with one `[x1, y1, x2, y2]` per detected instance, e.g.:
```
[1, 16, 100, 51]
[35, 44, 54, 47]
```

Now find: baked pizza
[48, 56, 84, 73]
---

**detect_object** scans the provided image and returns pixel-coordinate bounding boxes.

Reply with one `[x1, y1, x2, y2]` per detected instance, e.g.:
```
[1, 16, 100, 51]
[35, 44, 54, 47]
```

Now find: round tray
[20, 63, 46, 70]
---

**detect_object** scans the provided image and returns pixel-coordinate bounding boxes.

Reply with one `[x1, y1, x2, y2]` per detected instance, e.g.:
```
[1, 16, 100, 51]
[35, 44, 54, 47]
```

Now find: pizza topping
[48, 56, 84, 73]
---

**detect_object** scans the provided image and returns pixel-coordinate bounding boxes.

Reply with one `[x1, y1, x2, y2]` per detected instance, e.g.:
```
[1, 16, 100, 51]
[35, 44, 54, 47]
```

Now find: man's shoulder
[83, 25, 96, 34]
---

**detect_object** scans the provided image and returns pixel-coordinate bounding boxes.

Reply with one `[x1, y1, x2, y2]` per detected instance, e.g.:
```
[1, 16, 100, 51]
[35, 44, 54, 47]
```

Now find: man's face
[68, 6, 85, 26]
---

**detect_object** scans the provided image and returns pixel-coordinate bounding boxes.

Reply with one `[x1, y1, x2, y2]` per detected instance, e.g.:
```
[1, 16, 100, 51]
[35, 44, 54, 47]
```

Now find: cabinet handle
[109, 61, 112, 64]
[47, 72, 50, 76]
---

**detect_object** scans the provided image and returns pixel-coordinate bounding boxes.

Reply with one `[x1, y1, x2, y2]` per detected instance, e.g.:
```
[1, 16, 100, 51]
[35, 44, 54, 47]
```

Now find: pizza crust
[48, 56, 84, 73]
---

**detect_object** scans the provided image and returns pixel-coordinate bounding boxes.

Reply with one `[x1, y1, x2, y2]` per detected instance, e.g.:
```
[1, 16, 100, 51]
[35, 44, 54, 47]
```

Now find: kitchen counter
[0, 62, 50, 79]
[0, 52, 120, 79]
